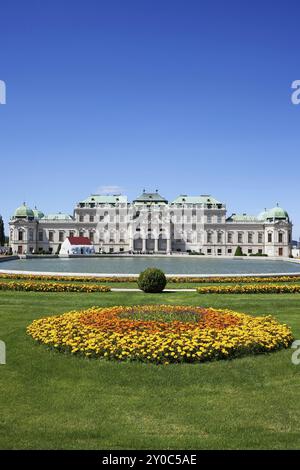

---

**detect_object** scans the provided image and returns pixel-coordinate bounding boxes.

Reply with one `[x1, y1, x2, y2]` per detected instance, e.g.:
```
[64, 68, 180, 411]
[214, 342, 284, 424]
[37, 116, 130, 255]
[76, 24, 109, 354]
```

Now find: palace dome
[33, 207, 45, 219]
[266, 206, 289, 220]
[13, 203, 34, 219]
[258, 205, 289, 221]
[257, 210, 268, 221]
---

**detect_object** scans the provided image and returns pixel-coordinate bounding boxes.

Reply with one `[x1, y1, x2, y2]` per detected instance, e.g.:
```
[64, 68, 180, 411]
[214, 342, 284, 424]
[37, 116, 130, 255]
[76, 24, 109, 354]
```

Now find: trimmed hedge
[137, 268, 167, 293]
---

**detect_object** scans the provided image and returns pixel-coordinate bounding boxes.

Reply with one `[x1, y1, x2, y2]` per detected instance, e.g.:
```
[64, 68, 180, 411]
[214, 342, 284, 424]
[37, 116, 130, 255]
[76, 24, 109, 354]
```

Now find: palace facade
[9, 191, 293, 257]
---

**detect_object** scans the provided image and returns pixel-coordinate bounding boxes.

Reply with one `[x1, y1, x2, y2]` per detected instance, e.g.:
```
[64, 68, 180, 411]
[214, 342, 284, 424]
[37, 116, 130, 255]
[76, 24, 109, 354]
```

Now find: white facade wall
[9, 196, 293, 257]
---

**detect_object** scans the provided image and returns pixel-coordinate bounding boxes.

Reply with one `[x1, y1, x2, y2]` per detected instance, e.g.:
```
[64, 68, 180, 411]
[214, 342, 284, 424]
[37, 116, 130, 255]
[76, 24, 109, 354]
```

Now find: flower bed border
[0, 281, 111, 293]
[1, 272, 300, 284]
[197, 284, 300, 294]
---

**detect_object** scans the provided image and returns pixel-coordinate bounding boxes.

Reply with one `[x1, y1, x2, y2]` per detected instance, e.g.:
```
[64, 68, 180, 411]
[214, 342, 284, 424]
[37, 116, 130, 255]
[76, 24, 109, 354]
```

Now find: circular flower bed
[27, 305, 293, 364]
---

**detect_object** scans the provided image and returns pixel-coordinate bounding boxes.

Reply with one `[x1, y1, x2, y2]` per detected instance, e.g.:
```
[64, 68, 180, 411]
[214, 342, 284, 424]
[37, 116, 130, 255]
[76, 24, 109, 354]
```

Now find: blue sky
[0, 0, 299, 238]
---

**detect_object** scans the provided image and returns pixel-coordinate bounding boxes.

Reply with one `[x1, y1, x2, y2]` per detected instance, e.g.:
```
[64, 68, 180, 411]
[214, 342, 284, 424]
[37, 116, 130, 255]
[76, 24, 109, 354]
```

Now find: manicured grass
[0, 290, 300, 449]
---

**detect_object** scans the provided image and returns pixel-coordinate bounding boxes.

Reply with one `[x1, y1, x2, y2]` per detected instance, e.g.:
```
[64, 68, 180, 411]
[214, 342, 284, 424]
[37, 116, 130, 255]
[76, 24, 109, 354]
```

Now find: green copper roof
[133, 191, 168, 204]
[80, 194, 127, 204]
[228, 214, 259, 222]
[257, 210, 268, 221]
[171, 195, 221, 205]
[13, 203, 34, 218]
[42, 212, 74, 220]
[265, 206, 289, 220]
[258, 205, 289, 221]
[33, 207, 45, 219]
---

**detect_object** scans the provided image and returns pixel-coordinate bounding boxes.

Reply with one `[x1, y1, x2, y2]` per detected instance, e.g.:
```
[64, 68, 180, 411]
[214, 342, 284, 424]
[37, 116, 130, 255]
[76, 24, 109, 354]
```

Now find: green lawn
[0, 290, 300, 449]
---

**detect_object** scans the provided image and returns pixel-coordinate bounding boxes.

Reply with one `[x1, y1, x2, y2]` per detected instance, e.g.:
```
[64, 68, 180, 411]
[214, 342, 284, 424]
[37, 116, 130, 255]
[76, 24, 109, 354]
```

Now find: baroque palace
[9, 191, 293, 257]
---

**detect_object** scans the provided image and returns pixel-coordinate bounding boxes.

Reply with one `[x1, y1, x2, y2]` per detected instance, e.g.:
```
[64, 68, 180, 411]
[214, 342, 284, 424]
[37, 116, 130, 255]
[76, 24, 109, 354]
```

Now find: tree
[0, 216, 5, 246]
[234, 246, 244, 256]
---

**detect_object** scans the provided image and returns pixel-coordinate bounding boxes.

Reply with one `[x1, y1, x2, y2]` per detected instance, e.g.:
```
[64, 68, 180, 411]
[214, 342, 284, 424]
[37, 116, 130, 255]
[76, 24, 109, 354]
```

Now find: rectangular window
[207, 215, 212, 223]
[248, 249, 253, 254]
[38, 231, 43, 242]
[79, 231, 84, 238]
[79, 215, 84, 222]
[227, 232, 233, 243]
[18, 231, 23, 241]
[278, 233, 283, 243]
[217, 216, 222, 223]
[238, 232, 243, 244]
[217, 248, 222, 255]
[207, 232, 212, 243]
[69, 231, 74, 238]
[207, 249, 212, 254]
[59, 232, 64, 242]
[89, 215, 94, 222]
[228, 248, 232, 254]
[217, 232, 222, 243]
[248, 233, 253, 244]
[268, 233, 272, 243]
[89, 232, 94, 242]
[49, 231, 54, 242]
[258, 233, 263, 243]
[29, 230, 33, 242]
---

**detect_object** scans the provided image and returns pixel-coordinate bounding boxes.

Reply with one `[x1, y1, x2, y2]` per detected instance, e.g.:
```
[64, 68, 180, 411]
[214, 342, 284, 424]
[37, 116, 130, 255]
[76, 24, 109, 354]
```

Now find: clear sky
[0, 0, 299, 238]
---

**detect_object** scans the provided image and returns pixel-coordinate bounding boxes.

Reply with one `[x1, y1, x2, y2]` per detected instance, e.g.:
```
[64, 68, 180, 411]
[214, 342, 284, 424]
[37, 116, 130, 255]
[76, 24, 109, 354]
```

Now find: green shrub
[234, 246, 244, 256]
[137, 267, 167, 293]
[249, 253, 268, 257]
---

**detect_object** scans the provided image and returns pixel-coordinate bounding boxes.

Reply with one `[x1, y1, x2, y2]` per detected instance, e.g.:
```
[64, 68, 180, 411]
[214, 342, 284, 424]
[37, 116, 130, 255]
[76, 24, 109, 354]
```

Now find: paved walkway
[111, 288, 196, 292]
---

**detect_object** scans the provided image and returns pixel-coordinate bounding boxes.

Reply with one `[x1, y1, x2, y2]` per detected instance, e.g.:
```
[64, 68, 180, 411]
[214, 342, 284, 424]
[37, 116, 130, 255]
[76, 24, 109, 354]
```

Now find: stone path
[111, 288, 196, 292]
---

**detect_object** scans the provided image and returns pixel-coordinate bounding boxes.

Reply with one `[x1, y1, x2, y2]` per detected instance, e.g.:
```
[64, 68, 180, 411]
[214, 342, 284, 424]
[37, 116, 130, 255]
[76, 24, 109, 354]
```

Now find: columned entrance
[158, 234, 167, 251]
[146, 235, 155, 251]
[133, 236, 142, 251]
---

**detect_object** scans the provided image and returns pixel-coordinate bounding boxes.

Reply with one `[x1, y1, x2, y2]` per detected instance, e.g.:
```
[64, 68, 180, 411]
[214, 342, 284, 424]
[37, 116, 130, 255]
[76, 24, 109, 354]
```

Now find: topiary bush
[137, 267, 167, 293]
[234, 246, 244, 256]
